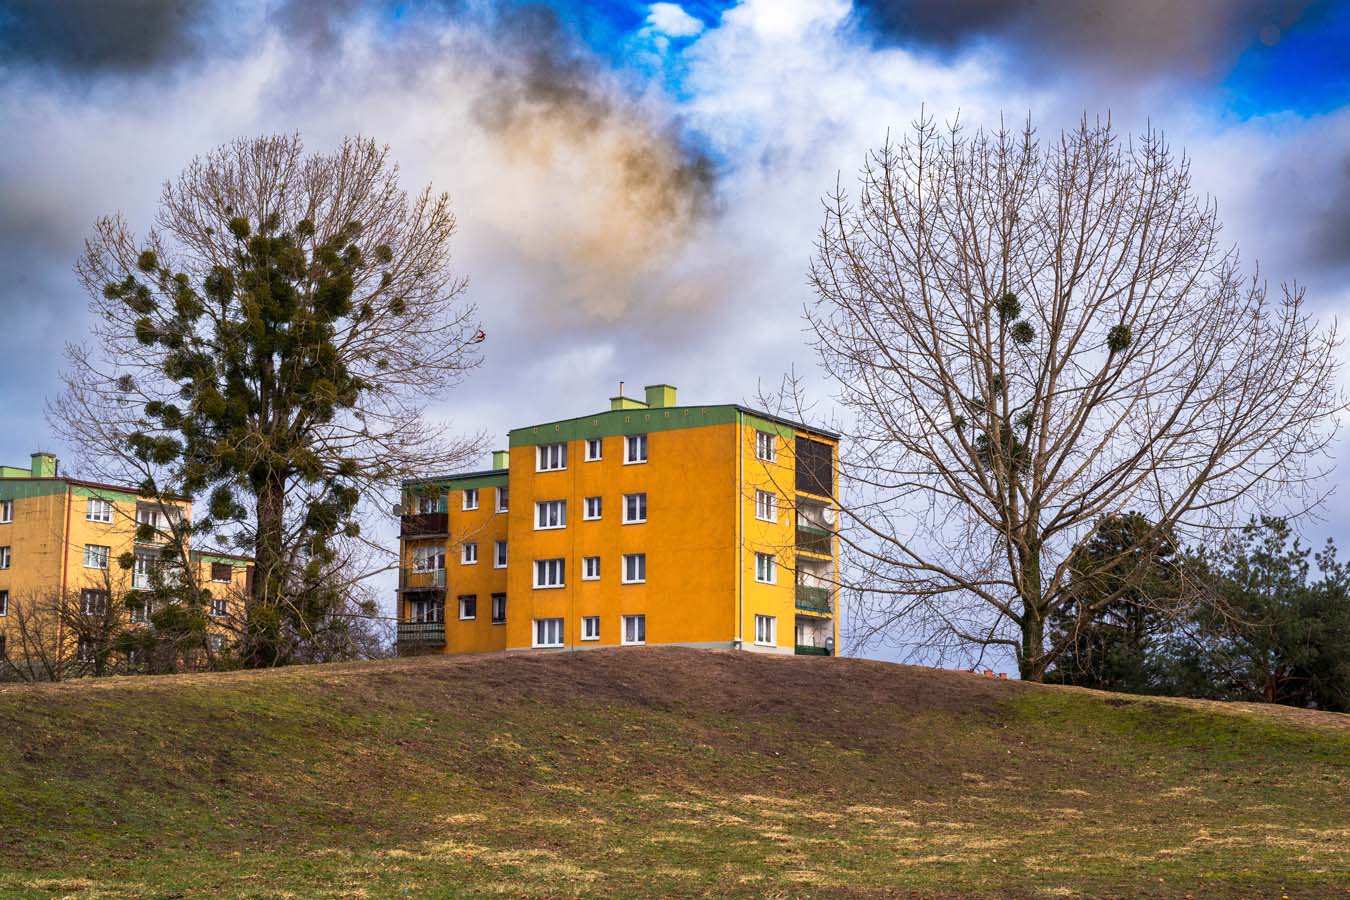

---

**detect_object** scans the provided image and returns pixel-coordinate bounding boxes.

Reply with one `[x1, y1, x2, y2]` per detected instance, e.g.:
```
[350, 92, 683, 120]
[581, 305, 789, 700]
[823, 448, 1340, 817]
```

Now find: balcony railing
[400, 512, 449, 538]
[399, 567, 446, 591]
[796, 524, 833, 556]
[795, 644, 831, 656]
[795, 585, 833, 614]
[397, 621, 446, 645]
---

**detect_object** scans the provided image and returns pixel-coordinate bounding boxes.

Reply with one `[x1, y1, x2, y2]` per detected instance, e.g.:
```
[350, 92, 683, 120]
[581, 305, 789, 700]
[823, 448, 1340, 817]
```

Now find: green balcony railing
[397, 621, 446, 644]
[795, 644, 831, 656]
[795, 585, 833, 614]
[796, 524, 833, 556]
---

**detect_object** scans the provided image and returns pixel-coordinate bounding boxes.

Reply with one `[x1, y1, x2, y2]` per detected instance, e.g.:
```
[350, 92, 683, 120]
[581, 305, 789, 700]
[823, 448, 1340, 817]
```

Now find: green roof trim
[402, 469, 509, 493]
[0, 466, 32, 479]
[191, 551, 252, 567]
[508, 404, 837, 448]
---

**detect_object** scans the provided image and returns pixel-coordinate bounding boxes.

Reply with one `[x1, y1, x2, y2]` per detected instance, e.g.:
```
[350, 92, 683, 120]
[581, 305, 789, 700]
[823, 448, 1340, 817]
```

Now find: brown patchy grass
[0, 648, 1347, 899]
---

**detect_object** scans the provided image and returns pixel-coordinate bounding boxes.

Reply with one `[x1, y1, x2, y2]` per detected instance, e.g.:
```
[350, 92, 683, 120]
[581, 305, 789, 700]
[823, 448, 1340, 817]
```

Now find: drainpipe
[734, 412, 744, 649]
[57, 482, 73, 670]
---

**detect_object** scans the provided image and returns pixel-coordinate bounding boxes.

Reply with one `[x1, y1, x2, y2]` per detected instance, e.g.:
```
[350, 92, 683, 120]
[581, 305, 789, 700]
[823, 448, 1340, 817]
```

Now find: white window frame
[82, 588, 110, 617]
[583, 496, 602, 520]
[622, 614, 646, 645]
[84, 544, 110, 570]
[755, 489, 777, 523]
[582, 555, 601, 580]
[209, 562, 233, 583]
[0, 499, 12, 523]
[132, 552, 157, 589]
[625, 433, 648, 465]
[459, 594, 477, 620]
[415, 495, 440, 515]
[494, 540, 508, 568]
[533, 617, 564, 648]
[462, 488, 479, 511]
[536, 443, 567, 472]
[533, 558, 565, 589]
[496, 486, 509, 513]
[0, 589, 7, 616]
[412, 544, 445, 573]
[535, 499, 566, 530]
[491, 593, 507, 624]
[86, 497, 113, 523]
[755, 614, 777, 647]
[755, 552, 777, 584]
[210, 597, 228, 618]
[756, 429, 777, 462]
[622, 553, 646, 584]
[622, 493, 647, 524]
[0, 546, 9, 570]
[461, 542, 478, 565]
[585, 438, 603, 461]
[581, 615, 600, 641]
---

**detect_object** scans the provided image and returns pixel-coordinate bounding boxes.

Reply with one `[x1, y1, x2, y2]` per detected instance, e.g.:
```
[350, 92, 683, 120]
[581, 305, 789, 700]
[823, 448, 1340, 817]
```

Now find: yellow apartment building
[396, 384, 839, 657]
[0, 451, 250, 667]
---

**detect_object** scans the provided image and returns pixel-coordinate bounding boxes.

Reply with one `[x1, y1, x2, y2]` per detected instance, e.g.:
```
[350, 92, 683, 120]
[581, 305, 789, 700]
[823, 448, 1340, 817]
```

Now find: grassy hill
[0, 649, 1346, 899]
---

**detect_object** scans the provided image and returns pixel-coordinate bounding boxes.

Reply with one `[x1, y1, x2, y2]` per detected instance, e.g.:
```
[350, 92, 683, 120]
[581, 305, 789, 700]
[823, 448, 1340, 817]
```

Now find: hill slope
[0, 648, 1346, 899]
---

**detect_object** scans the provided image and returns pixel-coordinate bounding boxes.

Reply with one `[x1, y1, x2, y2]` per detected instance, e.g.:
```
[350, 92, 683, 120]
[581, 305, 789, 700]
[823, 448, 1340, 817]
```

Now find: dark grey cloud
[0, 0, 218, 73]
[851, 0, 1314, 80]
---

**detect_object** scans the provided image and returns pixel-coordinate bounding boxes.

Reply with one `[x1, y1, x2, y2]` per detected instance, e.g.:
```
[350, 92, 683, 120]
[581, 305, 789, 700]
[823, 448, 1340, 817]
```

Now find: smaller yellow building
[0, 452, 250, 671]
[396, 384, 839, 657]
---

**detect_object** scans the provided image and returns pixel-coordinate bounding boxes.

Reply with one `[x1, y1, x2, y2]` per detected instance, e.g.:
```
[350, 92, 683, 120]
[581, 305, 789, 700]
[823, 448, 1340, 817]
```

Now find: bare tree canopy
[807, 114, 1344, 680]
[53, 134, 480, 666]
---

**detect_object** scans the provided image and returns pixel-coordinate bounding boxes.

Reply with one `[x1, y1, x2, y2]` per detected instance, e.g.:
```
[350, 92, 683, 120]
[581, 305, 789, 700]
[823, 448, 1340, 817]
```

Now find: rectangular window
[581, 615, 600, 640]
[133, 552, 157, 589]
[0, 499, 12, 523]
[0, 589, 8, 616]
[622, 493, 647, 524]
[130, 595, 154, 624]
[210, 597, 228, 617]
[412, 544, 445, 572]
[756, 430, 777, 462]
[534, 558, 565, 589]
[210, 562, 232, 583]
[755, 552, 777, 584]
[622, 553, 646, 584]
[77, 637, 96, 662]
[81, 589, 109, 617]
[86, 498, 113, 523]
[459, 594, 477, 620]
[795, 436, 834, 496]
[755, 489, 777, 523]
[535, 500, 566, 529]
[625, 433, 648, 464]
[537, 443, 567, 472]
[462, 542, 478, 565]
[416, 495, 440, 514]
[84, 544, 109, 570]
[585, 438, 603, 461]
[494, 540, 508, 568]
[534, 617, 564, 648]
[496, 486, 509, 513]
[622, 614, 646, 645]
[755, 614, 777, 646]
[0, 546, 9, 569]
[583, 496, 602, 520]
[462, 488, 479, 511]
[491, 593, 507, 624]
[408, 598, 443, 624]
[582, 555, 600, 580]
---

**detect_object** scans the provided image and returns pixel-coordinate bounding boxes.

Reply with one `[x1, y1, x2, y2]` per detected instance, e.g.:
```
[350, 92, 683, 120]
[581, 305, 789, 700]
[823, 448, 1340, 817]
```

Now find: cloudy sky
[3, 0, 1349, 656]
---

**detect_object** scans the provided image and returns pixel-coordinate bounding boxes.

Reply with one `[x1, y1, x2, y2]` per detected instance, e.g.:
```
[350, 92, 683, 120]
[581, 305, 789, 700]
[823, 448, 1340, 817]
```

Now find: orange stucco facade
[396, 385, 839, 657]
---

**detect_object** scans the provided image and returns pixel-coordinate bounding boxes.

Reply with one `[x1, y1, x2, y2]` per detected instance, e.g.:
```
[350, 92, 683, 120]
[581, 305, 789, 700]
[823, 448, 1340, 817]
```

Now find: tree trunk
[247, 472, 288, 667]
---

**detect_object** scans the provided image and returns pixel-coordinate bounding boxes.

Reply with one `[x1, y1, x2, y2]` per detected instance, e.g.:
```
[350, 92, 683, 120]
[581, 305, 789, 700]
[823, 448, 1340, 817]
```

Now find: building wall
[504, 421, 740, 651]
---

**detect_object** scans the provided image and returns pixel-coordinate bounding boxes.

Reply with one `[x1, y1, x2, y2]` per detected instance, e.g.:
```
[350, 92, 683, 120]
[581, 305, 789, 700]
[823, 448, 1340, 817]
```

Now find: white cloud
[645, 3, 704, 39]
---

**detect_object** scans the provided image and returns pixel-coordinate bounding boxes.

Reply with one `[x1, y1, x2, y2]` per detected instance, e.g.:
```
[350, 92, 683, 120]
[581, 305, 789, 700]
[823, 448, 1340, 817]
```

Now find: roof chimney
[644, 384, 677, 409]
[30, 451, 58, 478]
[491, 450, 509, 470]
[610, 379, 648, 411]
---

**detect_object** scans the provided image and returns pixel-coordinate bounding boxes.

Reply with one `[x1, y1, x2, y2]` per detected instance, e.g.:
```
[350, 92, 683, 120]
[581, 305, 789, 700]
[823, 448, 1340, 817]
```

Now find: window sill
[533, 584, 565, 590]
[582, 576, 600, 582]
[459, 616, 476, 621]
[754, 515, 778, 524]
[623, 459, 648, 466]
[622, 519, 647, 526]
[621, 580, 646, 585]
[534, 525, 566, 531]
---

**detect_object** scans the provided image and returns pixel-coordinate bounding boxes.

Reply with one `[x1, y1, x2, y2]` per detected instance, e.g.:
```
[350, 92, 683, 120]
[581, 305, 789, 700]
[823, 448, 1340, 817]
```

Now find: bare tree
[52, 134, 482, 667]
[801, 114, 1343, 680]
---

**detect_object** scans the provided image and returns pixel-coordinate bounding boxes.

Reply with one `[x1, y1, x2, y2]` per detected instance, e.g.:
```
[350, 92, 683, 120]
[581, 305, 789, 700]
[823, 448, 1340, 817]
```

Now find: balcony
[399, 567, 446, 591]
[400, 512, 449, 538]
[397, 621, 446, 645]
[795, 644, 831, 656]
[795, 584, 833, 614]
[796, 523, 833, 556]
